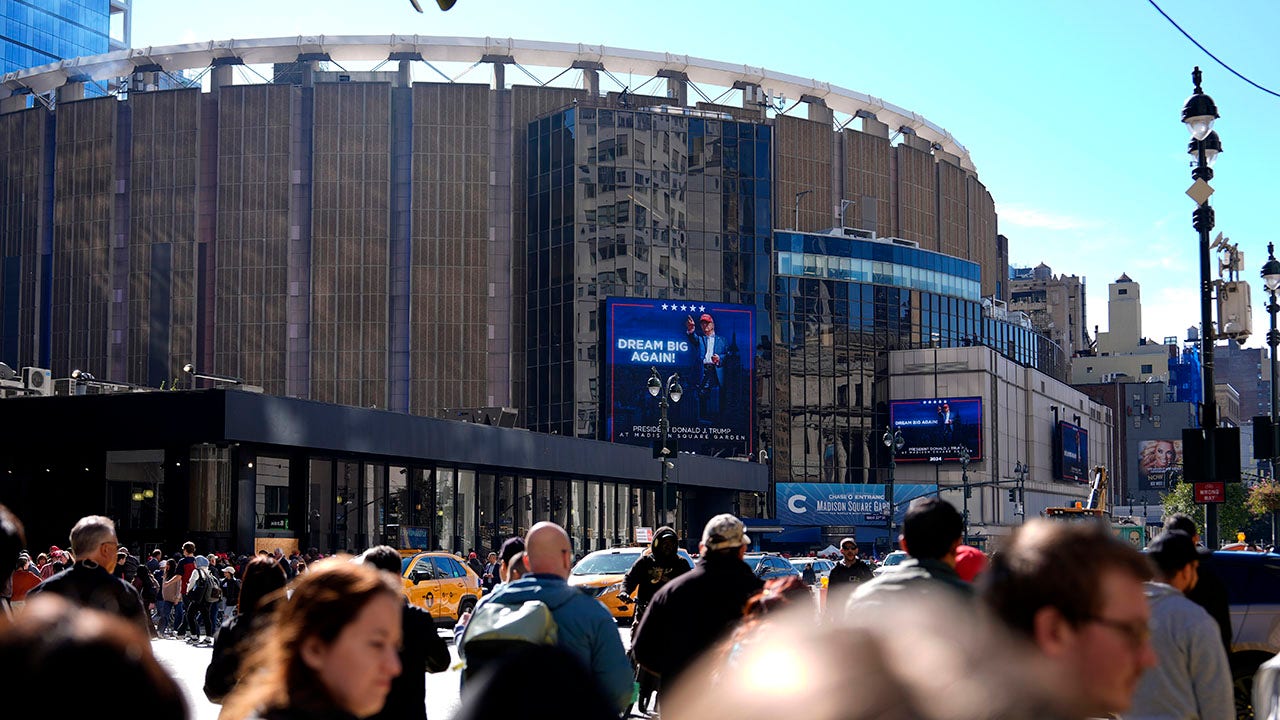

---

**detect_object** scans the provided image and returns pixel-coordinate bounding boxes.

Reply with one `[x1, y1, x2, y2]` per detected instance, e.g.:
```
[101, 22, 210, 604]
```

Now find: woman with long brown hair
[220, 558, 403, 720]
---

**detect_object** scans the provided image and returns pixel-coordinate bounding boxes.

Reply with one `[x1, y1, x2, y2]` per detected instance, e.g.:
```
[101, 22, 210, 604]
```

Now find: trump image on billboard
[888, 397, 983, 462]
[605, 297, 754, 457]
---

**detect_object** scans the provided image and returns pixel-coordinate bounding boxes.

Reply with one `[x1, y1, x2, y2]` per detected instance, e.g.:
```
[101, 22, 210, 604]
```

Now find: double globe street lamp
[1183, 66, 1223, 545]
[1262, 245, 1280, 481]
[648, 367, 683, 525]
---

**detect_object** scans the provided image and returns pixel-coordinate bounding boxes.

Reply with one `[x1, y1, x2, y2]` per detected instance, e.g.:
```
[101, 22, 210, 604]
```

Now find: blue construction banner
[776, 483, 938, 526]
[605, 297, 755, 456]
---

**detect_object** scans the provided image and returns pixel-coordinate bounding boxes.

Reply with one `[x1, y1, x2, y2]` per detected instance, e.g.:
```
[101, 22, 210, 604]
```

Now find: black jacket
[368, 602, 451, 720]
[624, 528, 690, 606]
[826, 557, 875, 607]
[28, 560, 150, 634]
[1186, 560, 1232, 652]
[631, 550, 763, 687]
[205, 610, 269, 703]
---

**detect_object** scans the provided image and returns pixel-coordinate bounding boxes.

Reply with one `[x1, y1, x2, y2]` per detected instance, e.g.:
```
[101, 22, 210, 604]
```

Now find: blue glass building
[1, 1, 113, 75]
[526, 102, 1064, 488]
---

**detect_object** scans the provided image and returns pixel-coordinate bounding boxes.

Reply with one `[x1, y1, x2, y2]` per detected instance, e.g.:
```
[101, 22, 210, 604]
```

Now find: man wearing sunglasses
[27, 515, 150, 634]
[1128, 530, 1232, 720]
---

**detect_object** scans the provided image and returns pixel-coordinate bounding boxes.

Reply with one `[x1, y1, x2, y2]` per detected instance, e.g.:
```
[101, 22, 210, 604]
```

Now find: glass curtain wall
[256, 456, 291, 535]
[479, 473, 496, 555]
[458, 469, 477, 555]
[434, 469, 455, 553]
[104, 449, 165, 539]
[527, 106, 772, 443]
[189, 445, 232, 533]
[388, 466, 408, 547]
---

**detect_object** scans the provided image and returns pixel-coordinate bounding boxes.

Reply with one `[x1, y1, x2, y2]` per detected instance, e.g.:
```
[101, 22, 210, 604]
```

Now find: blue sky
[132, 0, 1280, 349]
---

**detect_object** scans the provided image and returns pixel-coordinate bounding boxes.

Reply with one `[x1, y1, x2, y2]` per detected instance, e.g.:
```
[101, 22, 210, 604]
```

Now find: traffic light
[524, 496, 532, 511]
[554, 496, 564, 512]
[1007, 489, 1017, 503]
[541, 497, 551, 512]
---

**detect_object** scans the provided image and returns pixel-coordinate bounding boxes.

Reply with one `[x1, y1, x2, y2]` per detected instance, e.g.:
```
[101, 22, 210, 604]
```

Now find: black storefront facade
[0, 389, 765, 557]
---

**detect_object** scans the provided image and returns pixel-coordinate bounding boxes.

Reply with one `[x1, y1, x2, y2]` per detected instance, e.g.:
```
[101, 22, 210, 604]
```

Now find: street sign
[1186, 178, 1214, 205]
[1195, 482, 1225, 504]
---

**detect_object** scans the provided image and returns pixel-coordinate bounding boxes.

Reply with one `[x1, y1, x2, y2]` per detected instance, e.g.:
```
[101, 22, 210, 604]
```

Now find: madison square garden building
[0, 37, 1067, 551]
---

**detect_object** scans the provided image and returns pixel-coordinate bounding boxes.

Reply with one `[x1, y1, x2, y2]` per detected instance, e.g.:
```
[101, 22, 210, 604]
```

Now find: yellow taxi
[399, 551, 484, 624]
[568, 546, 694, 625]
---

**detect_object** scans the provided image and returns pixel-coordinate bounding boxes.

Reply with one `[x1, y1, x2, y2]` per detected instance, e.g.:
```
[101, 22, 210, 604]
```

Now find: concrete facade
[1009, 263, 1088, 361]
[1070, 274, 1175, 385]
[887, 344, 1111, 542]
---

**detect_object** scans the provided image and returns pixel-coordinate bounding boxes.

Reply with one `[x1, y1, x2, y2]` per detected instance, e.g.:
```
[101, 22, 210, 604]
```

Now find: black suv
[1203, 551, 1280, 719]
[743, 552, 801, 581]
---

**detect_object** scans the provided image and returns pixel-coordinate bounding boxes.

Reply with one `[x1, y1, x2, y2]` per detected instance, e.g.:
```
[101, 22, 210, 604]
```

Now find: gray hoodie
[1127, 582, 1233, 720]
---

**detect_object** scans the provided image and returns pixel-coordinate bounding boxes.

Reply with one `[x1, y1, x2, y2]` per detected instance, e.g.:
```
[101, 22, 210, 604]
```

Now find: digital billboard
[888, 397, 983, 462]
[776, 483, 939, 526]
[605, 297, 754, 457]
[1053, 421, 1089, 482]
[1138, 439, 1182, 491]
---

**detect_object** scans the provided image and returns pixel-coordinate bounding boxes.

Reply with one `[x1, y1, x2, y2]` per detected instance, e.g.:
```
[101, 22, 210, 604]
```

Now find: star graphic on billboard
[661, 303, 669, 310]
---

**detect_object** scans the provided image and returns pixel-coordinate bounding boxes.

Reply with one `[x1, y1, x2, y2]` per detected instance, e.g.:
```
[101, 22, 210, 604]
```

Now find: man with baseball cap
[1128, 530, 1232, 720]
[632, 514, 763, 708]
[826, 536, 874, 611]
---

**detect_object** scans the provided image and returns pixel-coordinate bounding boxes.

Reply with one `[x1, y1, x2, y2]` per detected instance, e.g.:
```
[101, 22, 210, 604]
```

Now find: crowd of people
[0, 498, 1243, 720]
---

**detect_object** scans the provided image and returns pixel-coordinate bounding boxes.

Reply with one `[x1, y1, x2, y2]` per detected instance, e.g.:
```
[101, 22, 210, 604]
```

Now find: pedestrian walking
[1163, 513, 1232, 652]
[480, 551, 499, 592]
[1128, 530, 1233, 720]
[26, 515, 151, 634]
[204, 556, 290, 703]
[631, 514, 763, 710]
[219, 559, 403, 720]
[160, 558, 185, 637]
[981, 519, 1157, 719]
[357, 546, 451, 720]
[459, 522, 633, 714]
[184, 555, 219, 645]
[848, 498, 971, 611]
[826, 536, 874, 610]
[623, 525, 691, 714]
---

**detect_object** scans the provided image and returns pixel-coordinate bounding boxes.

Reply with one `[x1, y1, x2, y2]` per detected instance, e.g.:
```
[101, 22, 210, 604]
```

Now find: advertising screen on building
[605, 298, 754, 457]
[888, 397, 983, 462]
[776, 483, 938, 526]
[1138, 439, 1182, 491]
[1054, 421, 1089, 482]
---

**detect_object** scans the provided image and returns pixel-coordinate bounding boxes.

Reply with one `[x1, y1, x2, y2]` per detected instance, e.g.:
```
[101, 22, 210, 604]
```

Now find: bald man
[461, 522, 633, 713]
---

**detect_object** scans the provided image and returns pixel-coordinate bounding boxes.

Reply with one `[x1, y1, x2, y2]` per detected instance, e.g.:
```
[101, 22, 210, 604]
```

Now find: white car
[789, 557, 835, 585]
[873, 551, 909, 576]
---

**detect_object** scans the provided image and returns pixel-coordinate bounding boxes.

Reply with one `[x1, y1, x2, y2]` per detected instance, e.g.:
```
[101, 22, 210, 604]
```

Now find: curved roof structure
[1, 35, 975, 171]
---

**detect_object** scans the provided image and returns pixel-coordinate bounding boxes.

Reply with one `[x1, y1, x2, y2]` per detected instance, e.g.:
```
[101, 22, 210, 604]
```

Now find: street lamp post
[1262, 245, 1280, 486]
[794, 190, 812, 231]
[883, 427, 904, 536]
[1183, 66, 1222, 547]
[648, 366, 683, 525]
[959, 446, 971, 544]
[1013, 461, 1028, 523]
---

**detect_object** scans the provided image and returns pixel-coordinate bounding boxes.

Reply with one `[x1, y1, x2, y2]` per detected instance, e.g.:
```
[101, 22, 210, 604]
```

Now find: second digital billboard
[889, 397, 983, 462]
[604, 297, 754, 457]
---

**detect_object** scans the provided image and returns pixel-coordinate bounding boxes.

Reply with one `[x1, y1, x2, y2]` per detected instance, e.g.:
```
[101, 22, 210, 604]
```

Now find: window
[1118, 289, 1128, 295]
[412, 557, 435, 580]
[1141, 364, 1153, 374]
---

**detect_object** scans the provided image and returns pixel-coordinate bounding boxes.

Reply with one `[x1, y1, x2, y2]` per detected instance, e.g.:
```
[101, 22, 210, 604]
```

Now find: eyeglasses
[1084, 615, 1151, 649]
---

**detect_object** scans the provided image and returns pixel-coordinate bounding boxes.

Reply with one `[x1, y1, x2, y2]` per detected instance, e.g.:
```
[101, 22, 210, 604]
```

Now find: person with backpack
[185, 555, 219, 646]
[458, 522, 632, 715]
[131, 554, 161, 637]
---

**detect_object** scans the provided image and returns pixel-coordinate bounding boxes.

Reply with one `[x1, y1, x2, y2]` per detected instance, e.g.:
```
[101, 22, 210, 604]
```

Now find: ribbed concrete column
[55, 83, 85, 104]
[211, 65, 234, 89]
